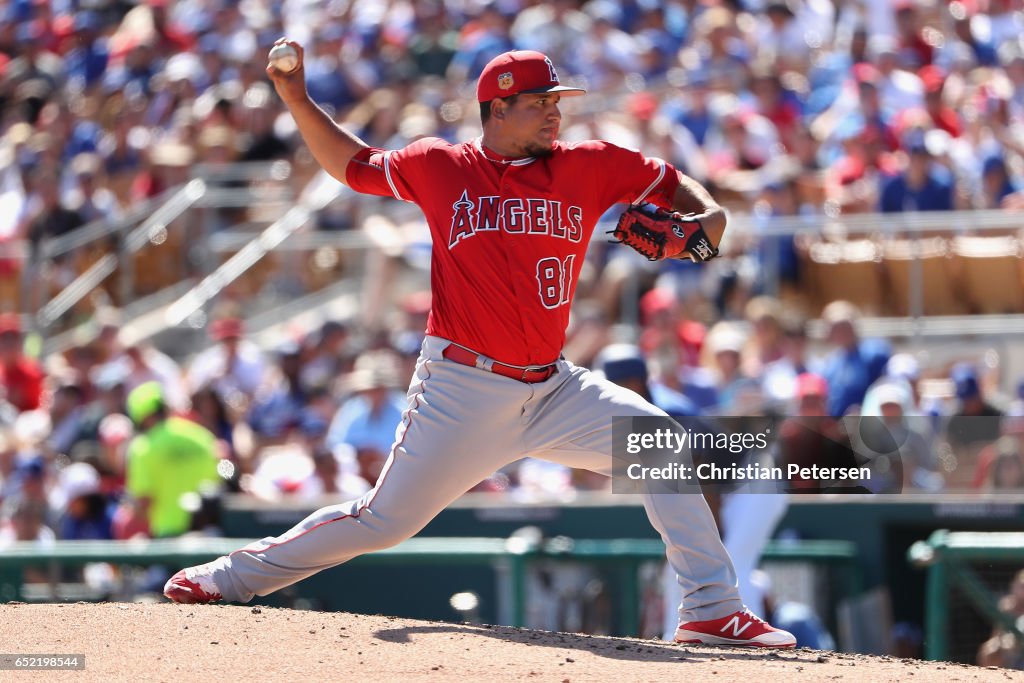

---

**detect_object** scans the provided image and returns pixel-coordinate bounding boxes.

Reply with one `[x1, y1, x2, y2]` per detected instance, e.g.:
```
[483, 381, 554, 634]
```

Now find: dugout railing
[909, 530, 1024, 663]
[0, 535, 857, 638]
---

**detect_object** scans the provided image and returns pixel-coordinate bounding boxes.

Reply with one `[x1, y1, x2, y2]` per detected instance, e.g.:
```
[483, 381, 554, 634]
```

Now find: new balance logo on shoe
[720, 615, 753, 638]
[674, 609, 796, 648]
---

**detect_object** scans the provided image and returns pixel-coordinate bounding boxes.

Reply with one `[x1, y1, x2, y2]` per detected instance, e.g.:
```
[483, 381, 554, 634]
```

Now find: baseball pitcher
[164, 42, 796, 648]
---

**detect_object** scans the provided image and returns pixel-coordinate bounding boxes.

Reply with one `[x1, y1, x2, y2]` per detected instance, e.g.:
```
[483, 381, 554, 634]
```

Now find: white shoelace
[743, 609, 767, 624]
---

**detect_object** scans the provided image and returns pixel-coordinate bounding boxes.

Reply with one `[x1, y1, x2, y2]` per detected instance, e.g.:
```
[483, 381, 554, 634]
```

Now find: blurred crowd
[2, 0, 1024, 301]
[2, 288, 1024, 554]
[3, 0, 1024, 551]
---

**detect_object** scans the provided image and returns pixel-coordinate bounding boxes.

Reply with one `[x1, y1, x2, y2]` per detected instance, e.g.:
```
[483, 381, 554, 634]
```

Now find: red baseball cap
[210, 317, 244, 341]
[477, 50, 586, 103]
[796, 373, 829, 399]
[0, 313, 22, 335]
[640, 288, 675, 321]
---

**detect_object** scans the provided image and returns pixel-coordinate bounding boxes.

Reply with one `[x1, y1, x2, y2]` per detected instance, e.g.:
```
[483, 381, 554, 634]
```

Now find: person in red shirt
[895, 1, 934, 68]
[776, 374, 857, 493]
[918, 65, 962, 139]
[164, 45, 795, 648]
[0, 314, 44, 412]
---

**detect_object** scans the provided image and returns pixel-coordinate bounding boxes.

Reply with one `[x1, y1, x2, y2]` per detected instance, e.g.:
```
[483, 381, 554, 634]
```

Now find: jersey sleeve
[344, 137, 443, 204]
[578, 141, 681, 211]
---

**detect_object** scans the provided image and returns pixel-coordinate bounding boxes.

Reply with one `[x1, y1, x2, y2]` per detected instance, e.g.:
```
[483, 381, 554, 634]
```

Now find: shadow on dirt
[372, 623, 822, 664]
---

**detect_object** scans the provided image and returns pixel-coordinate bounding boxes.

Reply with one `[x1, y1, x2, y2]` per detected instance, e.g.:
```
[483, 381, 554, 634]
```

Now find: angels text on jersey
[448, 190, 584, 249]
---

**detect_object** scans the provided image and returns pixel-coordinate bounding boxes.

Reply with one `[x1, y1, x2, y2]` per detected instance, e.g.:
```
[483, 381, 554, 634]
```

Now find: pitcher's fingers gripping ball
[611, 205, 720, 262]
[265, 39, 307, 104]
[268, 42, 299, 72]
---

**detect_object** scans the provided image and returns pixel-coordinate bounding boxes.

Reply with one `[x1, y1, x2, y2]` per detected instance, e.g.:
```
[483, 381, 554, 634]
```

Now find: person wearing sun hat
[860, 380, 942, 492]
[325, 350, 405, 487]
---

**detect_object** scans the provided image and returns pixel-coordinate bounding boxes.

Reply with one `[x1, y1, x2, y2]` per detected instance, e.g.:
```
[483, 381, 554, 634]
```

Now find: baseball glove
[611, 206, 720, 262]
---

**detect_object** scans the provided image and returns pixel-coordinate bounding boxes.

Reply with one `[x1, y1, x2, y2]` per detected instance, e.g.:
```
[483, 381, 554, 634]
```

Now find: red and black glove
[611, 206, 720, 262]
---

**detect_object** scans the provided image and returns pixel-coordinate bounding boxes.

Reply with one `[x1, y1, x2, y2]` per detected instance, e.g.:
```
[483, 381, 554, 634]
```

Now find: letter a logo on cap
[477, 50, 586, 103]
[544, 57, 559, 83]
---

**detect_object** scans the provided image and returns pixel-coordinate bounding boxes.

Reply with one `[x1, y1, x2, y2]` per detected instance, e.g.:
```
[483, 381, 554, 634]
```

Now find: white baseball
[268, 43, 299, 73]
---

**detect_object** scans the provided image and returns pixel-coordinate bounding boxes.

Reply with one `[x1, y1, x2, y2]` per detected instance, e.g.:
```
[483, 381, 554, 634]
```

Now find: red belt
[442, 344, 557, 384]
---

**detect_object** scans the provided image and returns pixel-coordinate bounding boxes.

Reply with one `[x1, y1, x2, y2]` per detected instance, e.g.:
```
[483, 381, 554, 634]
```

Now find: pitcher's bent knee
[359, 517, 425, 551]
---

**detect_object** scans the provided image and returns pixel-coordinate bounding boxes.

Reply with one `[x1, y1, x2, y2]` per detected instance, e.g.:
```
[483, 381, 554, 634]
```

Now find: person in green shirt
[124, 382, 222, 538]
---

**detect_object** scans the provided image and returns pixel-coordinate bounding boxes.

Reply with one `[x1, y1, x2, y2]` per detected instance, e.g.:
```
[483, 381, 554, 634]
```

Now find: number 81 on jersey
[536, 255, 576, 309]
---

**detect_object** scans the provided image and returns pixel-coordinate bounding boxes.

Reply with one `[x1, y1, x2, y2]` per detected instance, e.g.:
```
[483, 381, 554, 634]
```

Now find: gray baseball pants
[209, 335, 742, 622]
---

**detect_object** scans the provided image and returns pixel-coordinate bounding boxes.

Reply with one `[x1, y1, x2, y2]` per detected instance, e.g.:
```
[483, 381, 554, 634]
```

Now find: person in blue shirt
[325, 350, 407, 486]
[948, 7, 998, 67]
[57, 469, 114, 541]
[820, 301, 891, 417]
[304, 24, 375, 113]
[879, 130, 955, 213]
[979, 155, 1021, 208]
[247, 342, 310, 443]
[447, 5, 516, 82]
[594, 343, 701, 418]
[63, 12, 109, 90]
[664, 72, 713, 146]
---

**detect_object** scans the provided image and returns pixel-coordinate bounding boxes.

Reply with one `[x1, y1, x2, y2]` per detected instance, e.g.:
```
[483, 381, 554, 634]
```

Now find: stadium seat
[131, 226, 189, 297]
[881, 238, 966, 317]
[950, 236, 1024, 314]
[802, 238, 885, 316]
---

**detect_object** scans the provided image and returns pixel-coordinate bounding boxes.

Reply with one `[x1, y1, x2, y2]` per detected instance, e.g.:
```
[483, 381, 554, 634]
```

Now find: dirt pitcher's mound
[0, 603, 1011, 682]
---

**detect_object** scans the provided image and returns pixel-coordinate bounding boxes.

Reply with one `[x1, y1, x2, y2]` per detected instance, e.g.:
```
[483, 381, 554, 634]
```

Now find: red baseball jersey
[346, 138, 680, 366]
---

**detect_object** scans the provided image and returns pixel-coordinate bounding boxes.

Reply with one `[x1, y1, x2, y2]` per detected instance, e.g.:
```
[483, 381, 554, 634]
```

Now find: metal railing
[164, 174, 344, 327]
[207, 229, 377, 252]
[909, 530, 1024, 662]
[728, 208, 1022, 238]
[727, 208, 1024, 341]
[30, 161, 295, 334]
[194, 208, 1024, 252]
[36, 186, 199, 264]
[23, 162, 1024, 346]
[35, 180, 207, 329]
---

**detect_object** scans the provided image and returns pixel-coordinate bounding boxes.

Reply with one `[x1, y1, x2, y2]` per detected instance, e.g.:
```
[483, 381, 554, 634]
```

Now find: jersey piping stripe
[383, 150, 406, 201]
[474, 137, 536, 166]
[632, 158, 666, 205]
[229, 362, 432, 559]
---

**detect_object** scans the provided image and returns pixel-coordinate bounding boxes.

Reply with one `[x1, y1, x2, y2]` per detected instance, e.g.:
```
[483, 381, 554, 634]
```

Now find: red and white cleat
[163, 564, 224, 604]
[674, 609, 796, 648]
